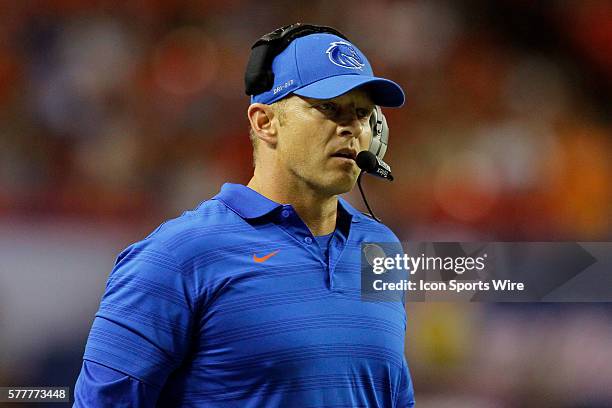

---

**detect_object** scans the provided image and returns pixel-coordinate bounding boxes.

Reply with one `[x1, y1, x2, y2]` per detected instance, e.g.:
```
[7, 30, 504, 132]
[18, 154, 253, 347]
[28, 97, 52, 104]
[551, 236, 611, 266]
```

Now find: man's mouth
[331, 148, 357, 161]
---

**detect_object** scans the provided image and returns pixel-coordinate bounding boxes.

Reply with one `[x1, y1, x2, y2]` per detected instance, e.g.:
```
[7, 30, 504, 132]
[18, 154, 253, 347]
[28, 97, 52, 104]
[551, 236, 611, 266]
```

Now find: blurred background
[0, 0, 610, 407]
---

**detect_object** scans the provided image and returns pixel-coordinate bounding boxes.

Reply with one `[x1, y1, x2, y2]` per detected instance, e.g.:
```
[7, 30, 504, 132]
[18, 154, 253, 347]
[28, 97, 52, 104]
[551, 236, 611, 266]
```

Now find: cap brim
[293, 75, 405, 107]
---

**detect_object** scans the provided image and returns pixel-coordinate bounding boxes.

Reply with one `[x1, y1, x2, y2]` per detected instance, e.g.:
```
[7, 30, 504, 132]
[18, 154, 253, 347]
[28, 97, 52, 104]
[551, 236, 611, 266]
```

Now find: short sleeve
[73, 360, 161, 407]
[82, 238, 194, 387]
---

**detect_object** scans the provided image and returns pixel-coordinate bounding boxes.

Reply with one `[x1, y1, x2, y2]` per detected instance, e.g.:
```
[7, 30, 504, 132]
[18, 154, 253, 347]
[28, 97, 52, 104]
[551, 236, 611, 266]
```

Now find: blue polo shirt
[75, 183, 414, 407]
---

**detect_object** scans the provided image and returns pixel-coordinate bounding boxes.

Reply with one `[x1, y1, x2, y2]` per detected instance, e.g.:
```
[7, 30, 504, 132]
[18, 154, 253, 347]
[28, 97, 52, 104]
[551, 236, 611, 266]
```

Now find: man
[74, 24, 414, 407]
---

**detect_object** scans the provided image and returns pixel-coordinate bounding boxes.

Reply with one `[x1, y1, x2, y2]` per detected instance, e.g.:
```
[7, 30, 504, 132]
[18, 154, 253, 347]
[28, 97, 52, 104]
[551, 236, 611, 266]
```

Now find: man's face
[274, 89, 374, 196]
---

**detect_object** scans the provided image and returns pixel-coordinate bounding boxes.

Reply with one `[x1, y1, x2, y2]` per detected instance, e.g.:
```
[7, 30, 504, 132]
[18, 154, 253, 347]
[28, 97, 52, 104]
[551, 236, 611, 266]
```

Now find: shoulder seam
[210, 197, 246, 220]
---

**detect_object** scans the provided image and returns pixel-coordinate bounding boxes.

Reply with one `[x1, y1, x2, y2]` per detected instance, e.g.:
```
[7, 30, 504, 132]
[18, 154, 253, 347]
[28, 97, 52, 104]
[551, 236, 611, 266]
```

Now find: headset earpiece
[245, 23, 348, 97]
[368, 106, 389, 160]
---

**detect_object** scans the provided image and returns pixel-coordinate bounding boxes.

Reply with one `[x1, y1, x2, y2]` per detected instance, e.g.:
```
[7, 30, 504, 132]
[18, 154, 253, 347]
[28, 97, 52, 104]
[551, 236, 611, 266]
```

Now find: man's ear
[247, 103, 278, 147]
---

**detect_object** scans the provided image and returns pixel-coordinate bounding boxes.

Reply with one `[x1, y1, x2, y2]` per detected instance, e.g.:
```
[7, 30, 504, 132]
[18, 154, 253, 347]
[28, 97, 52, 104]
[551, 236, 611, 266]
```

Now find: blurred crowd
[0, 1, 611, 407]
[0, 0, 609, 239]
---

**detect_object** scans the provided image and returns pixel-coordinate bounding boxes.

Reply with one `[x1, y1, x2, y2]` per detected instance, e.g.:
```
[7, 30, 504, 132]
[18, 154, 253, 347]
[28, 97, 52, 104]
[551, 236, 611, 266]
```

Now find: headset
[244, 23, 390, 163]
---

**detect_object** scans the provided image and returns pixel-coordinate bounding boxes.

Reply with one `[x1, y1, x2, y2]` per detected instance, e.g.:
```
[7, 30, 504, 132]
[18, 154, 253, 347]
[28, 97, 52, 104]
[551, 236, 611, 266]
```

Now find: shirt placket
[276, 205, 328, 271]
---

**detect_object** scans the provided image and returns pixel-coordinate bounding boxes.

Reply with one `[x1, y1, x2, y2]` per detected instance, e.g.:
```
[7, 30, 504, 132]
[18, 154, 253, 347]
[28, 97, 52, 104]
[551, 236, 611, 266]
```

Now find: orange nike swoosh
[253, 250, 280, 263]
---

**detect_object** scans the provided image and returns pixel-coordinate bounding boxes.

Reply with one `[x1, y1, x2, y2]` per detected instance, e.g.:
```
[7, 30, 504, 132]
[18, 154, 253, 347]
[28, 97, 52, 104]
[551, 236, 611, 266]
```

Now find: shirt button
[281, 210, 290, 218]
[304, 237, 313, 244]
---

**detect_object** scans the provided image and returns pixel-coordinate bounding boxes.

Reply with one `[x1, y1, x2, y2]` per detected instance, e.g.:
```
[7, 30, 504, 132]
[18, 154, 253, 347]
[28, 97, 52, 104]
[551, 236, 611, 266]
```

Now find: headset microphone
[356, 151, 394, 181]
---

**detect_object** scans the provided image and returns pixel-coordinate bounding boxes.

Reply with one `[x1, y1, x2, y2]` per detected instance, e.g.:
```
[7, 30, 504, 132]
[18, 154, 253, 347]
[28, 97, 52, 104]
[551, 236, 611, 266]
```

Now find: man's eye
[318, 103, 336, 112]
[357, 108, 371, 119]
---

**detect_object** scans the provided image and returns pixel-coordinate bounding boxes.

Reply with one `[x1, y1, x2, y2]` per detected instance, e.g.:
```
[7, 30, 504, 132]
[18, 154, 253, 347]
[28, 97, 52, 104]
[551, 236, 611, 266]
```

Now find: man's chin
[320, 173, 359, 196]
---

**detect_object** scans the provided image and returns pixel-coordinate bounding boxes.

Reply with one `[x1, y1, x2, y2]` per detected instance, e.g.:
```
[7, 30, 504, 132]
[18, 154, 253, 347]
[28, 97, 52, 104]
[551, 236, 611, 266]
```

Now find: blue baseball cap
[251, 33, 405, 107]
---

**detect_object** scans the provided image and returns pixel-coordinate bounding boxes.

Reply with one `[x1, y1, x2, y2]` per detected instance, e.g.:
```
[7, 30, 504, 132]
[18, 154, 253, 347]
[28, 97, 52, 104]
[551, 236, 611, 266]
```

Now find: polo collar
[213, 183, 282, 219]
[213, 183, 362, 223]
[337, 196, 363, 222]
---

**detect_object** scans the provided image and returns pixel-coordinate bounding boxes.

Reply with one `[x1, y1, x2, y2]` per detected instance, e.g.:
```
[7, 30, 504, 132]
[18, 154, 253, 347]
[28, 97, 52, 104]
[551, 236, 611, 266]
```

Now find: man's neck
[247, 173, 337, 236]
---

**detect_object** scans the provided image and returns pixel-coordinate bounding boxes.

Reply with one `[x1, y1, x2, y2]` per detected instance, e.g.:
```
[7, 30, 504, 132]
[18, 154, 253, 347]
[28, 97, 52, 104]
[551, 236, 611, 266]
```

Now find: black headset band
[251, 23, 348, 50]
[245, 23, 349, 97]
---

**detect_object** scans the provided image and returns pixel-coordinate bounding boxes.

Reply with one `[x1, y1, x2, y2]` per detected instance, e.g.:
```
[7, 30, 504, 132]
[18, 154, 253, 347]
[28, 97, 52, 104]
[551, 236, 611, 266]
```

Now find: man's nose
[336, 111, 362, 138]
